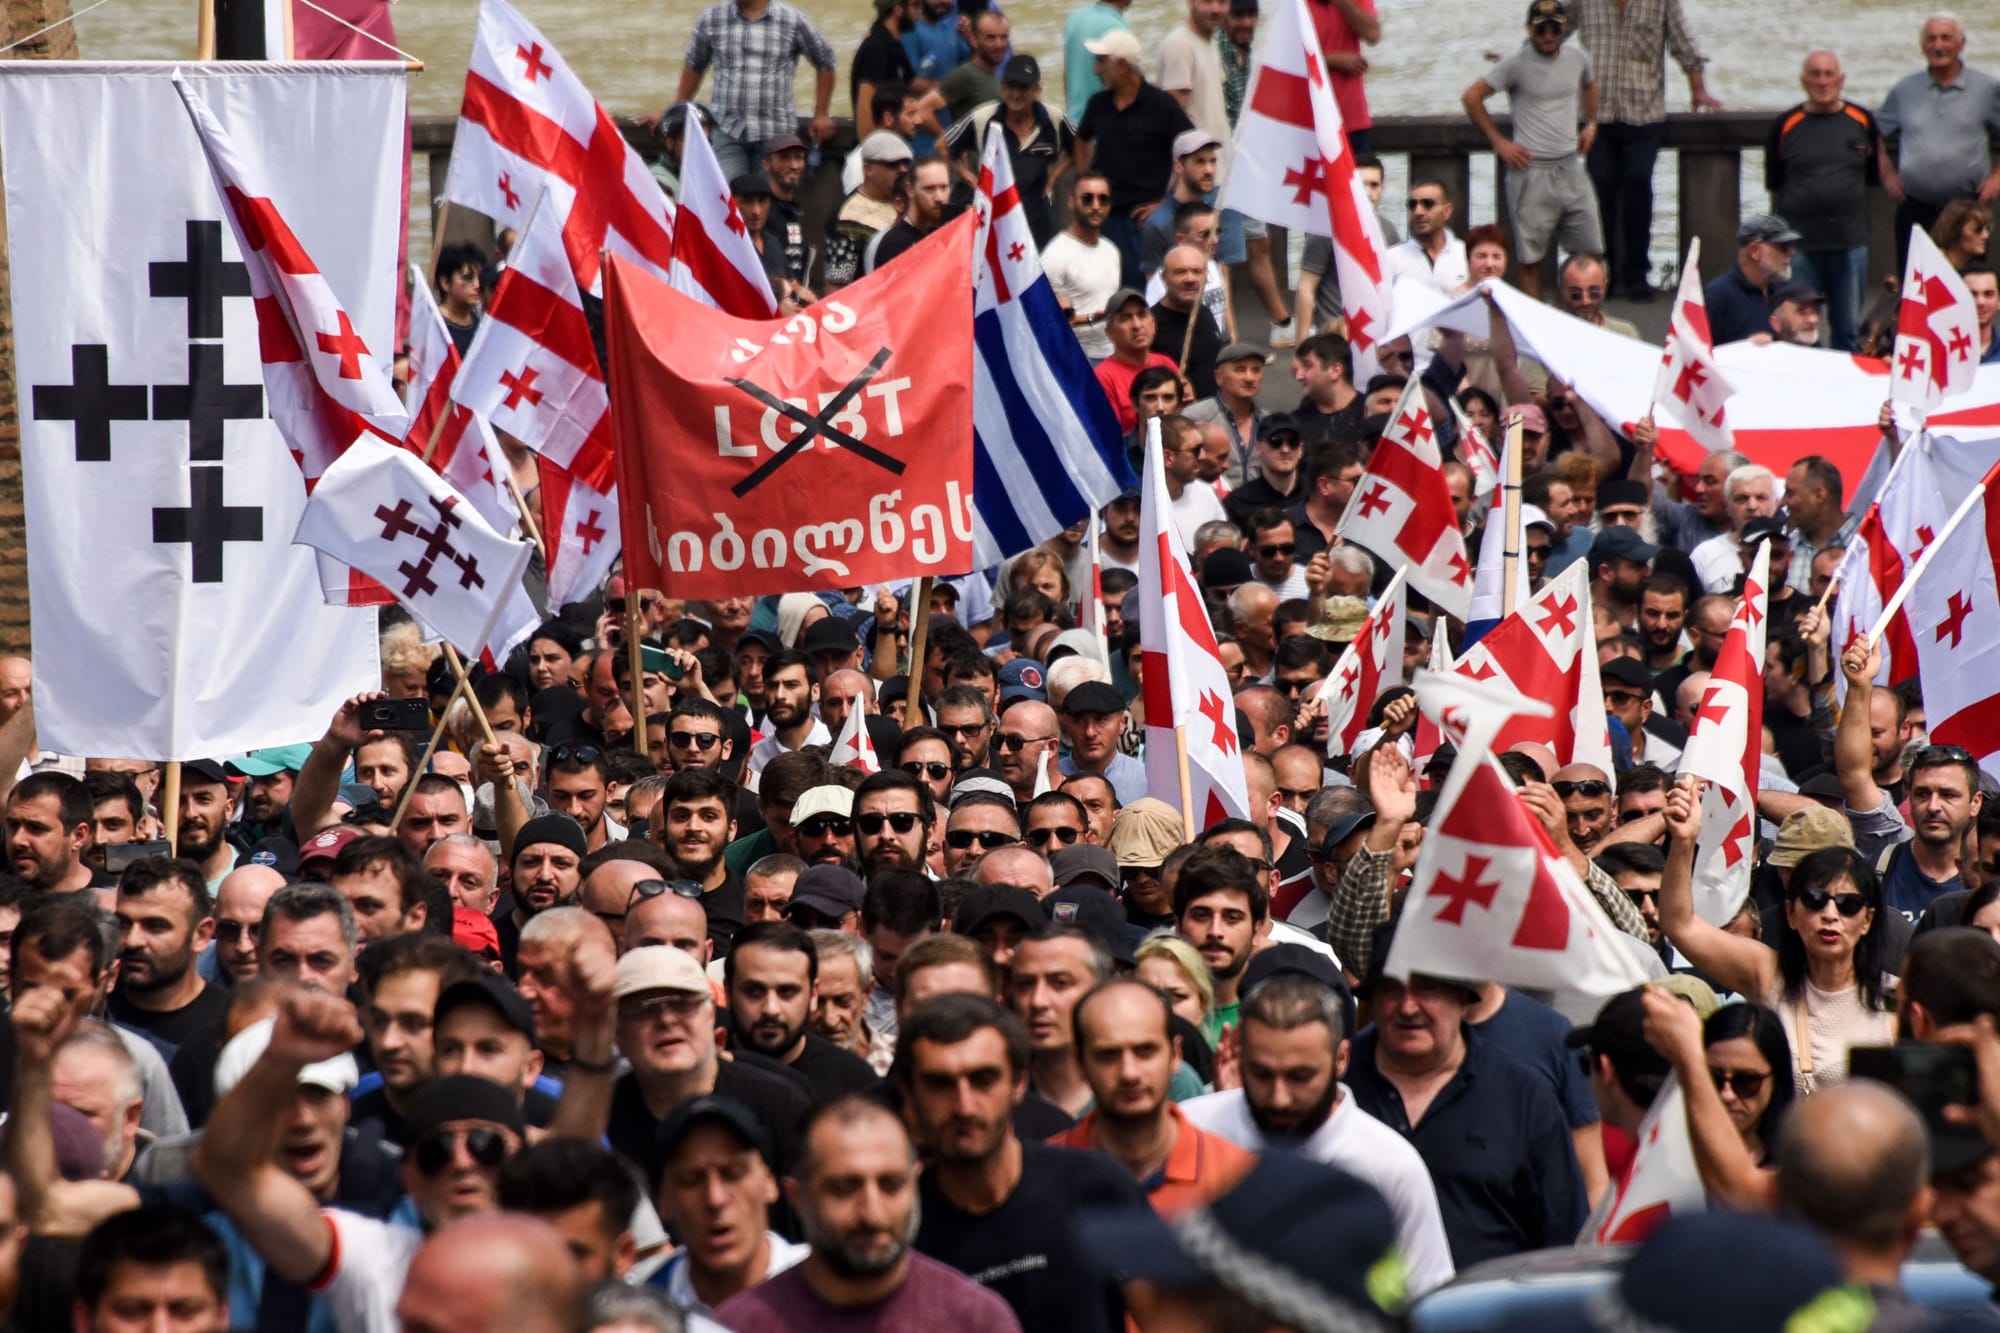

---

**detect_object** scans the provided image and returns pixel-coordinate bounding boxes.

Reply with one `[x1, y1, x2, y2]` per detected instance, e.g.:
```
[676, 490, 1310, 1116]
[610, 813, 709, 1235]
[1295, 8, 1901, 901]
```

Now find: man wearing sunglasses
[210, 863, 284, 987]
[1384, 180, 1469, 296]
[853, 771, 934, 876]
[195, 985, 532, 1323]
[1551, 764, 1617, 854]
[725, 923, 880, 1097]
[789, 785, 859, 872]
[942, 794, 1023, 877]
[895, 726, 958, 806]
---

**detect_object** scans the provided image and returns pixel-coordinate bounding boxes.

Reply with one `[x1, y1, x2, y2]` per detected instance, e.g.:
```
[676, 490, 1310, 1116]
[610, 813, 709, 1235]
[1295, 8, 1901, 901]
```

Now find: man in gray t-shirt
[1876, 14, 2000, 269]
[1463, 0, 1602, 299]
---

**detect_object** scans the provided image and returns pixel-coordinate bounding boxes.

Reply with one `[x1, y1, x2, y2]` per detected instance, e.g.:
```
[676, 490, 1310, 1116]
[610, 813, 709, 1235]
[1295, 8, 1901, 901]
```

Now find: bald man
[973, 845, 1055, 900]
[820, 669, 876, 743]
[1152, 245, 1224, 399]
[1551, 764, 1615, 854]
[210, 865, 285, 985]
[994, 701, 1060, 804]
[394, 1213, 587, 1333]
[1775, 1080, 1931, 1299]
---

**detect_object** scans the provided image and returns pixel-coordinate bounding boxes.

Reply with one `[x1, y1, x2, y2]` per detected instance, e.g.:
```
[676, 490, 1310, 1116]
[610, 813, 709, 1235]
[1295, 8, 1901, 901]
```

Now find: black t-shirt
[1223, 470, 1303, 529]
[868, 218, 930, 273]
[787, 1032, 881, 1098]
[166, 1020, 227, 1128]
[850, 19, 915, 114]
[107, 980, 232, 1060]
[1294, 395, 1364, 453]
[704, 870, 748, 958]
[915, 1141, 1145, 1333]
[1149, 300, 1222, 400]
[1076, 83, 1193, 213]
[607, 1059, 813, 1174]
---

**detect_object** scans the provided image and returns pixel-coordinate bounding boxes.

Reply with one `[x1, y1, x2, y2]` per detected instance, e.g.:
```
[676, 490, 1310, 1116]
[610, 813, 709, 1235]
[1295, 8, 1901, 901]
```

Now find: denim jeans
[1792, 246, 1867, 352]
[1586, 121, 1666, 295]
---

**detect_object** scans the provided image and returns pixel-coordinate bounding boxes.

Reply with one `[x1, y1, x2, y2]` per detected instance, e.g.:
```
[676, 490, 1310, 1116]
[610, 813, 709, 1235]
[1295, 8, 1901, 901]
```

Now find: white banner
[0, 64, 397, 758]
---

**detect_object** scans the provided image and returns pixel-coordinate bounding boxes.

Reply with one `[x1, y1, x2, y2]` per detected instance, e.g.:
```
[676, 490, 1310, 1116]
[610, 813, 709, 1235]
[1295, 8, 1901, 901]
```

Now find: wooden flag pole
[1177, 299, 1200, 373]
[626, 603, 648, 755]
[196, 0, 216, 59]
[389, 674, 470, 833]
[1866, 475, 1991, 646]
[903, 577, 934, 730]
[1173, 723, 1196, 841]
[1500, 416, 1525, 619]
[503, 476, 547, 564]
[161, 761, 182, 855]
[1811, 569, 1842, 620]
[442, 644, 501, 747]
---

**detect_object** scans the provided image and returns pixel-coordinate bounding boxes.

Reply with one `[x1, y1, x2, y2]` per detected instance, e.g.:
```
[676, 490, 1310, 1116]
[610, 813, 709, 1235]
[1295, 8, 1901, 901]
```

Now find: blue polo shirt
[1346, 1023, 1588, 1267]
[1702, 264, 1774, 346]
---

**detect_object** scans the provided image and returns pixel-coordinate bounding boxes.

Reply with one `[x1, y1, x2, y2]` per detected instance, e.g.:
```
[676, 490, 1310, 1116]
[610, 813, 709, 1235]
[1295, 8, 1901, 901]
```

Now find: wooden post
[625, 603, 647, 754]
[443, 644, 500, 746]
[1500, 416, 1525, 619]
[902, 577, 933, 730]
[195, 0, 215, 58]
[388, 674, 468, 833]
[161, 761, 182, 855]
[503, 476, 547, 564]
[1173, 724, 1195, 841]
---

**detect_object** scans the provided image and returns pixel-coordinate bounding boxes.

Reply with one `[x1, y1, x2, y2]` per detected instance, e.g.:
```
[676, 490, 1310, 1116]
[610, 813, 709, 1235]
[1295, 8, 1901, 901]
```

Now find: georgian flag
[444, 0, 675, 296]
[829, 702, 881, 775]
[1585, 1074, 1704, 1245]
[404, 263, 517, 536]
[1388, 670, 1649, 1004]
[1903, 456, 2000, 781]
[668, 117, 777, 318]
[1220, 0, 1390, 383]
[1831, 437, 1950, 698]
[1448, 560, 1615, 775]
[1651, 239, 1735, 452]
[1335, 376, 1472, 618]
[1139, 419, 1251, 831]
[1449, 396, 1499, 499]
[1320, 565, 1408, 759]
[1891, 226, 1981, 413]
[1676, 541, 1770, 924]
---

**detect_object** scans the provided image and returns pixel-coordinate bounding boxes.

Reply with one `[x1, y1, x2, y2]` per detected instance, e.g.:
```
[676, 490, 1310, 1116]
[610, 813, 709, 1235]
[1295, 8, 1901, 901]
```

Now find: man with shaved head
[994, 700, 1061, 804]
[1552, 763, 1616, 854]
[1768, 48, 1875, 350]
[396, 1213, 587, 1332]
[973, 845, 1055, 900]
[1151, 244, 1224, 399]
[210, 864, 285, 985]
[1775, 1080, 1932, 1303]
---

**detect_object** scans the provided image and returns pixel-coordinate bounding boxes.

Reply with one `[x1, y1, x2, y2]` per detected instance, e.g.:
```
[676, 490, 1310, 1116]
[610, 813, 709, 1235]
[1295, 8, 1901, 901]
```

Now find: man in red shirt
[1307, 0, 1381, 155]
[1093, 288, 1180, 433]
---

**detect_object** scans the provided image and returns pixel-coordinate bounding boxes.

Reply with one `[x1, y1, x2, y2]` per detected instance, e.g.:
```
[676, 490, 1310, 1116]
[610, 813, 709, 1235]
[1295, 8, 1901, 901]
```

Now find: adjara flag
[605, 213, 977, 600]
[1675, 539, 1769, 924]
[1890, 225, 1980, 414]
[1334, 376, 1472, 619]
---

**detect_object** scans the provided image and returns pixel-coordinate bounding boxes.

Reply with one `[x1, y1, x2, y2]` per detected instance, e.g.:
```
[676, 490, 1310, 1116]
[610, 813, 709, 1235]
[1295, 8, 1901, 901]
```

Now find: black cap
[1589, 525, 1661, 567]
[514, 814, 588, 863]
[1242, 943, 1355, 1032]
[436, 973, 539, 1047]
[1600, 655, 1655, 691]
[1526, 0, 1568, 21]
[1610, 1213, 1848, 1329]
[1061, 681, 1128, 717]
[240, 836, 300, 878]
[1771, 280, 1825, 309]
[1045, 884, 1138, 965]
[788, 864, 867, 918]
[802, 617, 861, 655]
[1740, 516, 1790, 547]
[1737, 212, 1803, 247]
[763, 131, 806, 154]
[1597, 478, 1649, 511]
[729, 171, 774, 198]
[1000, 53, 1041, 86]
[1565, 988, 1672, 1085]
[1257, 412, 1302, 443]
[1200, 547, 1255, 590]
[737, 628, 783, 657]
[183, 759, 231, 786]
[1050, 844, 1121, 895]
[1315, 810, 1376, 858]
[651, 1095, 775, 1186]
[953, 883, 1045, 936]
[1228, 0, 1258, 13]
[405, 1074, 527, 1143]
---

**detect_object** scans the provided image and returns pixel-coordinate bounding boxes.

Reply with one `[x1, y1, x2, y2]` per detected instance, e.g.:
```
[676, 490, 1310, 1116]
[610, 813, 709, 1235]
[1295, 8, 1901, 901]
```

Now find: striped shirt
[684, 0, 837, 144]
[1571, 0, 1706, 127]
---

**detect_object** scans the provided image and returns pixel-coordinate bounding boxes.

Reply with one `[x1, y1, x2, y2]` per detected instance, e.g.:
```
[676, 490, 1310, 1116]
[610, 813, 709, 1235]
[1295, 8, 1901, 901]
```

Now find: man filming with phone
[288, 691, 432, 841]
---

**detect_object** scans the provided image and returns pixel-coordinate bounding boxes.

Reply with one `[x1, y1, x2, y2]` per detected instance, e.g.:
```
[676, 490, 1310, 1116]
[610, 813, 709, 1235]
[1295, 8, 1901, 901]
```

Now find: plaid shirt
[1572, 0, 1706, 127]
[1328, 845, 1651, 980]
[1218, 33, 1252, 127]
[685, 0, 837, 144]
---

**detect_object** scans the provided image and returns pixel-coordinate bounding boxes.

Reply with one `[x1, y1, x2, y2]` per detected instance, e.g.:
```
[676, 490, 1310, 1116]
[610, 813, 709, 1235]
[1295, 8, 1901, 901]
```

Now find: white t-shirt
[1156, 25, 1229, 163]
[658, 1232, 810, 1315]
[746, 718, 832, 789]
[1385, 235, 1471, 297]
[1181, 1087, 1458, 1297]
[1170, 481, 1230, 554]
[1041, 230, 1123, 361]
[1690, 531, 1746, 593]
[313, 1211, 424, 1333]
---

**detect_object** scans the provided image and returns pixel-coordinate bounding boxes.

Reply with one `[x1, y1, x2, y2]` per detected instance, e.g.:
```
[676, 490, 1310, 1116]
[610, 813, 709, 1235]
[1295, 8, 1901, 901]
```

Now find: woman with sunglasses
[1642, 989, 1795, 1210]
[1659, 780, 1894, 1094]
[1932, 198, 1992, 274]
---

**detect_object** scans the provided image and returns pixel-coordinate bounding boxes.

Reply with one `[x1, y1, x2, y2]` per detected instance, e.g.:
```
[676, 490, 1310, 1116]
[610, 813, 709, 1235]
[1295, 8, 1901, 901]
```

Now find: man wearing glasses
[1384, 180, 1469, 296]
[995, 700, 1063, 804]
[943, 793, 1024, 877]
[1042, 172, 1124, 362]
[852, 771, 934, 876]
[935, 685, 998, 773]
[1222, 414, 1304, 529]
[1551, 764, 1617, 854]
[1056, 682, 1146, 803]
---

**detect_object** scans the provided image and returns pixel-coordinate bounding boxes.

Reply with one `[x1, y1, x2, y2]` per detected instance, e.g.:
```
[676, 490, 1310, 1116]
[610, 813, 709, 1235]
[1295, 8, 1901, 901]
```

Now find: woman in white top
[1657, 779, 1895, 1095]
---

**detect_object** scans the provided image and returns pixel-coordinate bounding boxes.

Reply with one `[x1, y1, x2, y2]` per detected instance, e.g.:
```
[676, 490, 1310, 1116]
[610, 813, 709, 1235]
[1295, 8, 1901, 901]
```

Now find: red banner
[606, 214, 976, 598]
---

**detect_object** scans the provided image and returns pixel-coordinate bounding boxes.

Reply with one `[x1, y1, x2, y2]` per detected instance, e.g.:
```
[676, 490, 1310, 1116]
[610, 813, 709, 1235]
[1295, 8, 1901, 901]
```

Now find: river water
[78, 0, 1933, 276]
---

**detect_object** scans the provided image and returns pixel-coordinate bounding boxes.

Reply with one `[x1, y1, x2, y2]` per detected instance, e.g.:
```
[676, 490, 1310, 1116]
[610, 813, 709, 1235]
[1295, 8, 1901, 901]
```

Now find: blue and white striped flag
[970, 126, 1134, 568]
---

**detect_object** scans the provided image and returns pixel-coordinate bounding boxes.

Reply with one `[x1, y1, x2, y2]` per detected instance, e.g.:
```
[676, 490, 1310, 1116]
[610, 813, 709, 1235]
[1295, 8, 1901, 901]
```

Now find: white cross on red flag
[1334, 377, 1472, 619]
[1904, 456, 2000, 781]
[1138, 419, 1252, 832]
[1448, 560, 1615, 774]
[1891, 226, 1980, 414]
[444, 0, 676, 297]
[1676, 539, 1770, 924]
[1650, 239, 1735, 453]
[1387, 670, 1648, 1003]
[668, 117, 778, 318]
[1319, 565, 1408, 759]
[1219, 0, 1390, 383]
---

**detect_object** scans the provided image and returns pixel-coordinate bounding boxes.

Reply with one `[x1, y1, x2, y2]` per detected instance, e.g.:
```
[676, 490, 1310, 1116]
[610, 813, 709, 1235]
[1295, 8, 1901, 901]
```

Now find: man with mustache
[724, 923, 879, 1097]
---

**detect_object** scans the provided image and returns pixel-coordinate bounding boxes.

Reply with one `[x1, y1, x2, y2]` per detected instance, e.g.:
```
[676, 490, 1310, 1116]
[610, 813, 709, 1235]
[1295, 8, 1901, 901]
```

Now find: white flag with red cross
[1139, 419, 1252, 830]
[1334, 376, 1472, 619]
[1448, 560, 1615, 774]
[1320, 565, 1408, 759]
[1676, 540, 1770, 924]
[1388, 670, 1649, 1002]
[444, 0, 676, 296]
[295, 435, 537, 660]
[1650, 239, 1736, 452]
[1220, 0, 1390, 383]
[175, 72, 407, 609]
[829, 702, 881, 775]
[1891, 226, 1981, 414]
[1904, 456, 2000, 782]
[1586, 1073, 1704, 1245]
[404, 264, 518, 537]
[668, 117, 778, 318]
[1830, 437, 1951, 699]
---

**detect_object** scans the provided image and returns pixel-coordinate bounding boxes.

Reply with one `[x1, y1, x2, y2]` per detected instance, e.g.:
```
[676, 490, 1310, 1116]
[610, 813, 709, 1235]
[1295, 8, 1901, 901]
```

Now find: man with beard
[392, 774, 471, 861]
[724, 923, 878, 1096]
[789, 786, 859, 872]
[660, 768, 746, 956]
[353, 933, 483, 1147]
[81, 773, 143, 872]
[547, 746, 621, 853]
[1636, 574, 1690, 673]
[902, 994, 1146, 1332]
[647, 1095, 808, 1317]
[4, 772, 103, 895]
[746, 652, 829, 787]
[1180, 957, 1457, 1295]
[866, 156, 952, 273]
[1838, 640, 1968, 918]
[1009, 927, 1107, 1118]
[499, 817, 587, 971]
[852, 771, 932, 876]
[1172, 847, 1268, 1036]
[1052, 979, 1253, 1214]
[225, 745, 309, 844]
[942, 795, 1021, 878]
[1588, 528, 1659, 631]
[719, 1095, 1019, 1331]
[106, 857, 227, 1056]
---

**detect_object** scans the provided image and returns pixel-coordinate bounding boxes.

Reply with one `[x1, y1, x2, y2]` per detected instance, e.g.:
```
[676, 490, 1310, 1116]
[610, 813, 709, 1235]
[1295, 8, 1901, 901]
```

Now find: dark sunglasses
[939, 722, 989, 739]
[946, 829, 1017, 851]
[1258, 543, 1296, 558]
[1077, 191, 1111, 203]
[1914, 744, 1976, 766]
[214, 920, 259, 945]
[996, 733, 1053, 752]
[797, 816, 853, 840]
[629, 879, 705, 907]
[1625, 888, 1660, 905]
[1603, 690, 1648, 707]
[1407, 197, 1441, 210]
[901, 760, 952, 781]
[549, 744, 603, 765]
[1791, 886, 1869, 917]
[1531, 19, 1565, 32]
[669, 730, 721, 750]
[856, 811, 922, 836]
[1553, 779, 1611, 799]
[412, 1127, 509, 1177]
[1710, 1067, 1770, 1100]
[1274, 677, 1317, 697]
[1025, 826, 1082, 848]
[1563, 286, 1606, 302]
[1264, 434, 1303, 450]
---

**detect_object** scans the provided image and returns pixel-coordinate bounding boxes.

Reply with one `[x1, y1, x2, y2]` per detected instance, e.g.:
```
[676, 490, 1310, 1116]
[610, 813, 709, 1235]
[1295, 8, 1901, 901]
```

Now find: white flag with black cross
[0, 63, 399, 758]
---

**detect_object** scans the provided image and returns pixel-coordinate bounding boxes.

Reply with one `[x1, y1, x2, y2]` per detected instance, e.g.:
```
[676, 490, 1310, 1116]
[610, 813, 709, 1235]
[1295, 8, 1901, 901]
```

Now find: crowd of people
[7, 0, 2000, 1330]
